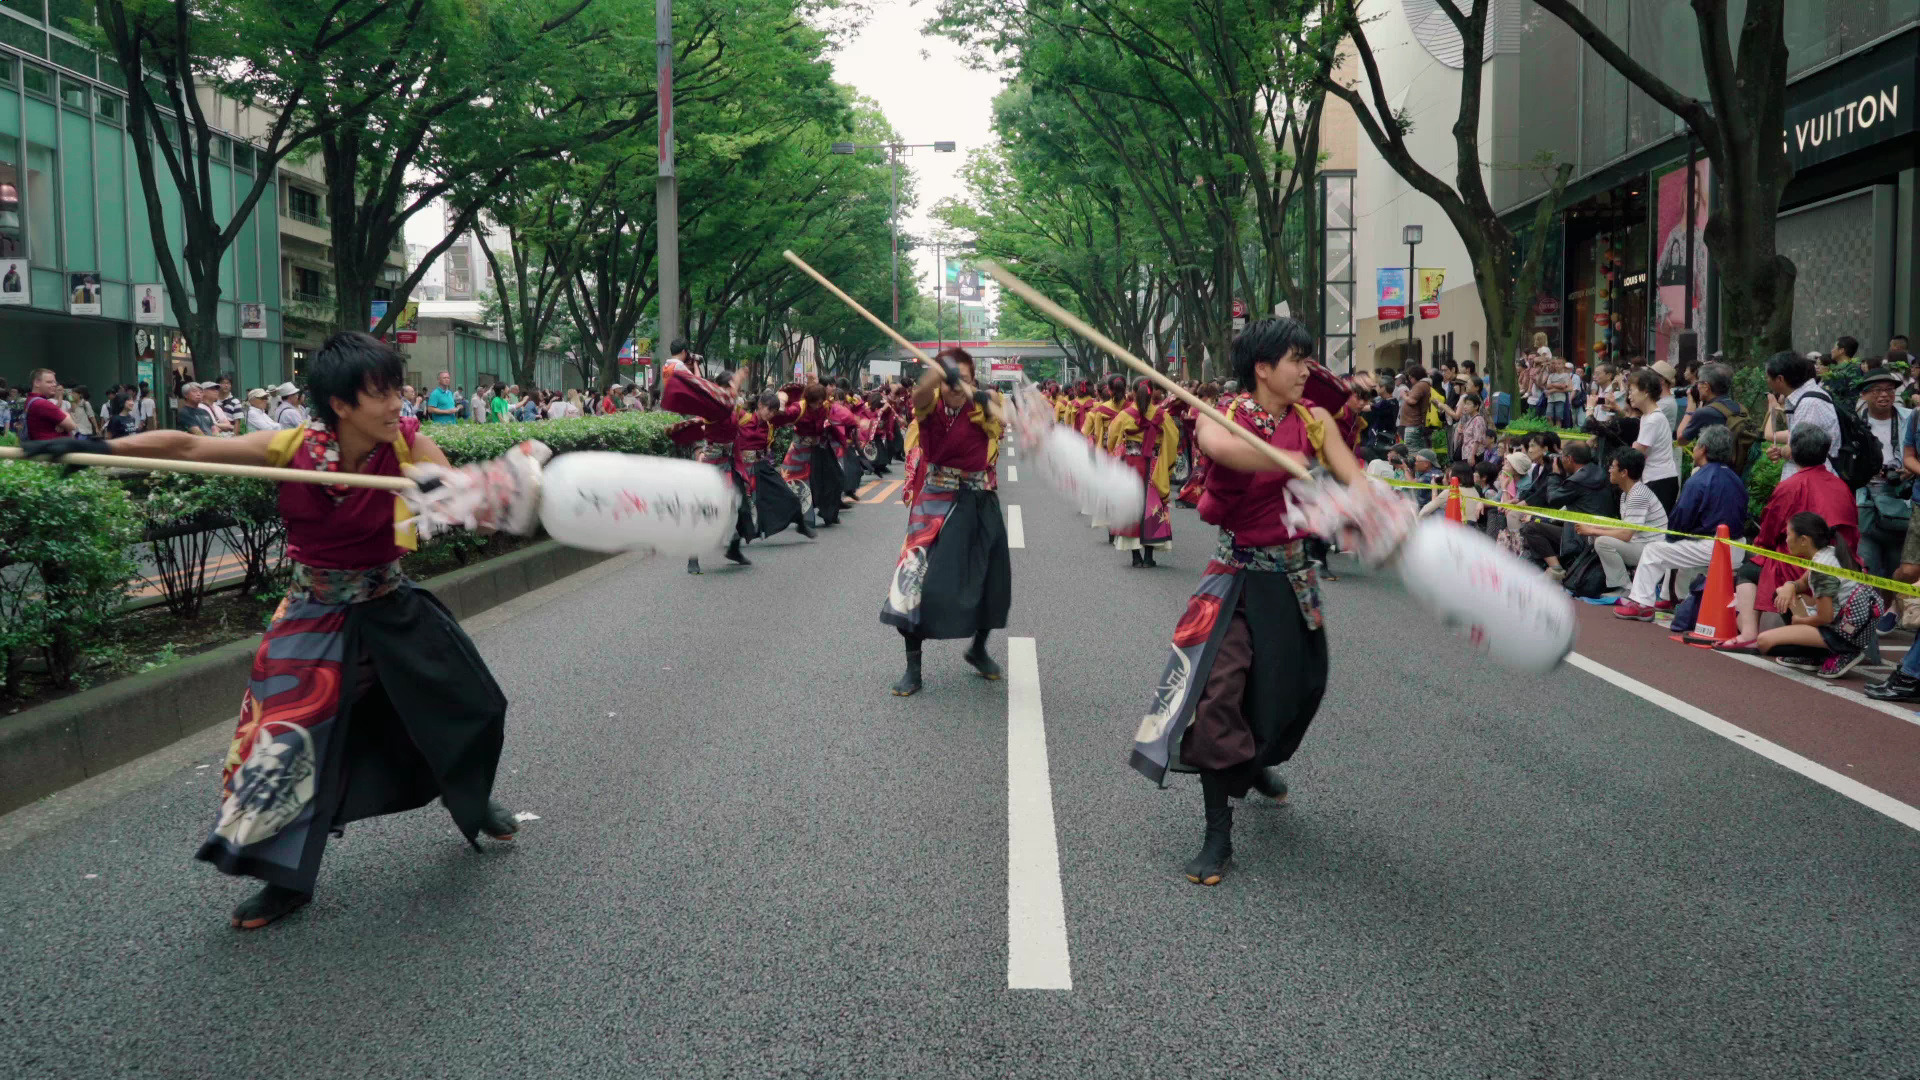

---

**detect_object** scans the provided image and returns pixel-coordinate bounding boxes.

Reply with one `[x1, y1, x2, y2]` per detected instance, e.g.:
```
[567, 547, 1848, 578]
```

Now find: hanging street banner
[1417, 268, 1446, 319]
[1376, 267, 1408, 321]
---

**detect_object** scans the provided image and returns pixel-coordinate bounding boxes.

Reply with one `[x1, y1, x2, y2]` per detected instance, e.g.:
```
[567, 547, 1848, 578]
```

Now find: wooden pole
[0, 447, 416, 491]
[978, 260, 1312, 482]
[783, 250, 939, 366]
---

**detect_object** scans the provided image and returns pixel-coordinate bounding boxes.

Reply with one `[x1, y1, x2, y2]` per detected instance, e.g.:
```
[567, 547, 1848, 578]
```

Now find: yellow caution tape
[1382, 477, 1920, 599]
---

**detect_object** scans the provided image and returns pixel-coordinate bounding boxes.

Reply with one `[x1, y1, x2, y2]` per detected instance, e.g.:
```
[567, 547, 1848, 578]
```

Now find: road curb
[0, 540, 612, 817]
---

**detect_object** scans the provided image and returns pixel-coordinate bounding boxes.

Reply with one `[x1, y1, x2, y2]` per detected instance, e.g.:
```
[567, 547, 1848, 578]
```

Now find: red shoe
[1613, 600, 1655, 621]
[1653, 599, 1676, 612]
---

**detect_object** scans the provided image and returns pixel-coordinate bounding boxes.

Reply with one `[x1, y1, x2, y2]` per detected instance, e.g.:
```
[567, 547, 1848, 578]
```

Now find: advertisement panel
[1376, 267, 1408, 321]
[1416, 269, 1445, 319]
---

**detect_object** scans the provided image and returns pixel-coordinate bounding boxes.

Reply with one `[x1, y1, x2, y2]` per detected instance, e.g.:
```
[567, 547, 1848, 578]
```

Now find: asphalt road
[4, 461, 1918, 1079]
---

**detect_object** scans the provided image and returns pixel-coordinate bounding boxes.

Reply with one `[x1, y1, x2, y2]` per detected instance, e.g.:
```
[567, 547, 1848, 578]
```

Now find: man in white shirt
[1763, 350, 1839, 481]
[272, 382, 307, 429]
[244, 388, 280, 431]
[137, 382, 157, 431]
[1575, 447, 1670, 597]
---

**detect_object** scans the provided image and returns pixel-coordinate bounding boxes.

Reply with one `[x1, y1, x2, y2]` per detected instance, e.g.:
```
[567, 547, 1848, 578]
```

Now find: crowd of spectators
[1343, 333, 1920, 694]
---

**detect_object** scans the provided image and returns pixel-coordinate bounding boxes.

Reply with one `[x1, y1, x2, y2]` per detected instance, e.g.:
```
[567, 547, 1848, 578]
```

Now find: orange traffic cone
[1444, 477, 1464, 524]
[1683, 525, 1737, 644]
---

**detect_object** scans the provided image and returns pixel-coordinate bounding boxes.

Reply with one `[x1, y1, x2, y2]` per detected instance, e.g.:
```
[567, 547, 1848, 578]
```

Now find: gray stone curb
[0, 540, 611, 817]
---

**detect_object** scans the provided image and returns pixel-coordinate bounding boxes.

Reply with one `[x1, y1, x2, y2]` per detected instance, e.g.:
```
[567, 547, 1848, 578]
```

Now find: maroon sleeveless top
[277, 419, 419, 570]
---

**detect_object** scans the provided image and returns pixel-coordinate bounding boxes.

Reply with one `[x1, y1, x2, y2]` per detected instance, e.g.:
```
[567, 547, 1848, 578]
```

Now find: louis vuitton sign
[1783, 49, 1917, 171]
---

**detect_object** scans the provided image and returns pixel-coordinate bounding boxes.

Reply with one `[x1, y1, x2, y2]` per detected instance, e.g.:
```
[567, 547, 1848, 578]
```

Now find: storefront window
[0, 139, 22, 260]
[25, 142, 55, 268]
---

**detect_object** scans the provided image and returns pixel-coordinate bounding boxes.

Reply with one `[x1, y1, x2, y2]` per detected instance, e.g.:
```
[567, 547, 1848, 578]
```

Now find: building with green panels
[0, 3, 283, 413]
[411, 315, 579, 397]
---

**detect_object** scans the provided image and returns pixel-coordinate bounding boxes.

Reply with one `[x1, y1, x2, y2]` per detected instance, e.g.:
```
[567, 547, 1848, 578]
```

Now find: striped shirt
[1620, 480, 1670, 533]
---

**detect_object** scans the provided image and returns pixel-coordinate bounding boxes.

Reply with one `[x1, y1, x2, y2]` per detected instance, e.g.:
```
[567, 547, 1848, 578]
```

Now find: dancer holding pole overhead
[1105, 377, 1180, 567]
[20, 331, 528, 929]
[880, 348, 1011, 696]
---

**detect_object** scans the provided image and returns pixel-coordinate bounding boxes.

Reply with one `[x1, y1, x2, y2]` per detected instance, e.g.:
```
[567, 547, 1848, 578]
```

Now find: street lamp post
[656, 0, 678, 396]
[830, 139, 957, 326]
[1403, 224, 1423, 365]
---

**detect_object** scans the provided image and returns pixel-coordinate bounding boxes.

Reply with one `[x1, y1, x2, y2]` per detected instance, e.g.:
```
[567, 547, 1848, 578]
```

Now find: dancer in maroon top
[1129, 319, 1374, 887]
[23, 332, 524, 929]
[880, 349, 1011, 696]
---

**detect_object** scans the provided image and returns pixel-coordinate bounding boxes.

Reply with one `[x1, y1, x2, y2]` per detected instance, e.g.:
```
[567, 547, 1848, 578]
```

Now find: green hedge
[0, 466, 142, 694]
[0, 413, 700, 699]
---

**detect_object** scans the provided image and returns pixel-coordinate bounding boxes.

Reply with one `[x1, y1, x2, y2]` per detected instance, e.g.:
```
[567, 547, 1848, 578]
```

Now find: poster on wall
[134, 283, 164, 323]
[68, 272, 102, 316]
[1376, 267, 1408, 321]
[394, 301, 419, 344]
[1416, 269, 1445, 319]
[368, 300, 388, 333]
[1653, 159, 1710, 367]
[240, 302, 267, 339]
[0, 259, 27, 305]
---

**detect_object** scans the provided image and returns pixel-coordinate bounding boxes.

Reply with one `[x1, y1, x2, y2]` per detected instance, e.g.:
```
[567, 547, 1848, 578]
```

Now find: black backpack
[1801, 389, 1881, 490]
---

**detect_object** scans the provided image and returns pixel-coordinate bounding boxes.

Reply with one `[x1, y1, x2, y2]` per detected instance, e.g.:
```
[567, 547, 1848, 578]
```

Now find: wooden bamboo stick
[978, 259, 1313, 482]
[0, 447, 416, 490]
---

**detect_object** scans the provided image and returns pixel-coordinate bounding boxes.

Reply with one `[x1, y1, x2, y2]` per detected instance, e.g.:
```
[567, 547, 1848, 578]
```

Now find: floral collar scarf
[299, 420, 356, 501]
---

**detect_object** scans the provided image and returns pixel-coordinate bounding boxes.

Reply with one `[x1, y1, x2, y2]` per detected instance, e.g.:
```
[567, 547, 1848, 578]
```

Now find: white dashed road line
[1006, 505, 1025, 548]
[1008, 465, 1018, 483]
[1006, 636, 1072, 989]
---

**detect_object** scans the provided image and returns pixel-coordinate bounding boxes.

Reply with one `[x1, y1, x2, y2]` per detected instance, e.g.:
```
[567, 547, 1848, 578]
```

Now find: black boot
[963, 629, 1002, 680]
[1143, 549, 1157, 568]
[725, 536, 751, 566]
[1184, 773, 1234, 886]
[481, 798, 519, 840]
[231, 883, 312, 930]
[686, 556, 702, 575]
[1250, 766, 1289, 804]
[1130, 549, 1145, 568]
[892, 645, 924, 697]
[798, 514, 817, 539]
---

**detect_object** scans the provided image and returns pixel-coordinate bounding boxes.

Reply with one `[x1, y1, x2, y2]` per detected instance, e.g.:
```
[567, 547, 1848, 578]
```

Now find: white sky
[828, 0, 1006, 301]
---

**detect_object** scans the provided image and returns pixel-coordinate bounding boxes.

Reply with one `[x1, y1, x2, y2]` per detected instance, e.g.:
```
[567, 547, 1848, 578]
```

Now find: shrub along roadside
[0, 466, 142, 695]
[0, 412, 698, 700]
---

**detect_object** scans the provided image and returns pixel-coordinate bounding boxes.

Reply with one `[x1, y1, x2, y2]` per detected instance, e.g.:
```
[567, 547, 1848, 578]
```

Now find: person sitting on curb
[1520, 439, 1615, 580]
[1714, 512, 1881, 680]
[1573, 447, 1667, 599]
[1614, 425, 1748, 620]
[1712, 427, 1860, 649]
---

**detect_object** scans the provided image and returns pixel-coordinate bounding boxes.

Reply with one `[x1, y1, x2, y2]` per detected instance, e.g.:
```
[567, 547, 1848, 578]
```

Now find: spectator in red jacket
[1717, 426, 1860, 649]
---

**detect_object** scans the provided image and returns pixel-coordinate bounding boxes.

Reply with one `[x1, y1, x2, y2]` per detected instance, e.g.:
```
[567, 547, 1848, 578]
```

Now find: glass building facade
[1497, 0, 1920, 363]
[0, 2, 283, 412]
